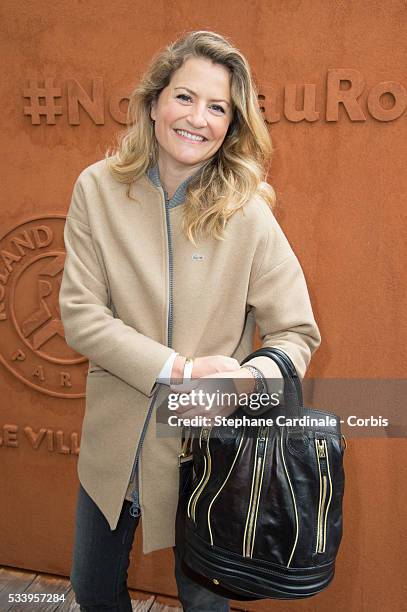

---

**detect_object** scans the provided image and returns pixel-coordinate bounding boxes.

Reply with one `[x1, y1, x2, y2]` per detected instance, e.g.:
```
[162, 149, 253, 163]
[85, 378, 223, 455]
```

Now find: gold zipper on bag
[280, 429, 299, 567]
[187, 427, 212, 522]
[243, 426, 269, 558]
[315, 438, 333, 553]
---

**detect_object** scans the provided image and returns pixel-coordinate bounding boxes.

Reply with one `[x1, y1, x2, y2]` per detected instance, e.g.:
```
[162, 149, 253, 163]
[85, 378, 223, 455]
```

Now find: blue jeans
[70, 483, 230, 611]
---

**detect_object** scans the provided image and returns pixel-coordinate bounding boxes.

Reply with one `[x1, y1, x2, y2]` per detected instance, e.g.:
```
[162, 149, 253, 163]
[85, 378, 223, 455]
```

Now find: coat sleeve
[244, 205, 321, 384]
[59, 172, 175, 397]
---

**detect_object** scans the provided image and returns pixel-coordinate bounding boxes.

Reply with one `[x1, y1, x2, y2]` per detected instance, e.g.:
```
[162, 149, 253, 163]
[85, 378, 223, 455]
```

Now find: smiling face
[150, 56, 233, 176]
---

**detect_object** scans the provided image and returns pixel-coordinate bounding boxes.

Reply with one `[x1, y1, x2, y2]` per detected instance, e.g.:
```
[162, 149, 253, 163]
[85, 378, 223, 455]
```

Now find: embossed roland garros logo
[0, 215, 87, 398]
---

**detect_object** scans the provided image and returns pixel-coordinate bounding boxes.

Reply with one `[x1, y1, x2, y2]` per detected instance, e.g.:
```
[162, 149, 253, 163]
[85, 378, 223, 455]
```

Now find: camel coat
[59, 158, 321, 554]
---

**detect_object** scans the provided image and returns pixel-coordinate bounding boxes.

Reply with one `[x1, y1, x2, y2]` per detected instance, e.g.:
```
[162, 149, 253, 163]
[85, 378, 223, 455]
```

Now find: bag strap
[240, 347, 304, 417]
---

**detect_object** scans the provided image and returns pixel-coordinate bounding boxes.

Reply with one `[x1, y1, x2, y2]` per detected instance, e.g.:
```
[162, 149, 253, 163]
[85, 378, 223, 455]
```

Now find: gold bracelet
[183, 356, 194, 383]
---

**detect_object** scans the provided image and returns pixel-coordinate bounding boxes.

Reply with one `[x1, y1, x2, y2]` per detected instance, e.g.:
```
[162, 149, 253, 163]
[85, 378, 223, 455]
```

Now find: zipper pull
[129, 489, 141, 518]
[179, 428, 192, 457]
[258, 425, 268, 441]
[201, 428, 210, 442]
[316, 439, 326, 458]
[257, 426, 268, 455]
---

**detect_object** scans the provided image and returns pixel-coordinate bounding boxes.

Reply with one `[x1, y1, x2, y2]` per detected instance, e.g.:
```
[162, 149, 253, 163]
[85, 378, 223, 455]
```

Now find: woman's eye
[176, 94, 225, 114]
[177, 93, 192, 102]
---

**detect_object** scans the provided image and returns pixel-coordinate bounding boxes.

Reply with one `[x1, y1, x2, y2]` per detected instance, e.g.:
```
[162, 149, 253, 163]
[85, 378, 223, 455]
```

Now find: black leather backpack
[175, 347, 346, 600]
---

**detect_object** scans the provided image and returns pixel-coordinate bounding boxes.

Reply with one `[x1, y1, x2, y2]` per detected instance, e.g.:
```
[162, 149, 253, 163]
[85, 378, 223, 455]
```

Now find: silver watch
[240, 365, 267, 394]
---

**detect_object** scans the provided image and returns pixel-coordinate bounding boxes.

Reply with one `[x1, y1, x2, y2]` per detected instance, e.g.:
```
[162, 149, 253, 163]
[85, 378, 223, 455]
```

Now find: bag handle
[240, 347, 304, 418]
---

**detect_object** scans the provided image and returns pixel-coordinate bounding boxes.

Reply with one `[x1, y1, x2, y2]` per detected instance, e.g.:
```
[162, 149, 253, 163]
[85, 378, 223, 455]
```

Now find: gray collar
[147, 162, 205, 209]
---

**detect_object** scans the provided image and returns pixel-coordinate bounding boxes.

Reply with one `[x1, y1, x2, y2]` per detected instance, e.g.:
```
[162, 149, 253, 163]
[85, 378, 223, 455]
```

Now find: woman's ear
[150, 99, 156, 122]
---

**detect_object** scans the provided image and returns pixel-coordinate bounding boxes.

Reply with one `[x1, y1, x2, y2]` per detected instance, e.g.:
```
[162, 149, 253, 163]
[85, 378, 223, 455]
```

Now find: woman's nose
[187, 105, 208, 127]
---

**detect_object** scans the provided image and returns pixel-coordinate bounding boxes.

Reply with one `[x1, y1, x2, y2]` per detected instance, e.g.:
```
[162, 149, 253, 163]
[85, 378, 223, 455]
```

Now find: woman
[60, 30, 321, 611]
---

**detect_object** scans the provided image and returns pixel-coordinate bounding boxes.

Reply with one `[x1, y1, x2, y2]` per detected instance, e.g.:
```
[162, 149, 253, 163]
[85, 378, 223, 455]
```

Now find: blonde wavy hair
[105, 30, 276, 246]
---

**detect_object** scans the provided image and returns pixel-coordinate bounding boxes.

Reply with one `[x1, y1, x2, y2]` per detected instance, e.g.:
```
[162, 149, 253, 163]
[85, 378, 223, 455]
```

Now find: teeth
[175, 129, 205, 142]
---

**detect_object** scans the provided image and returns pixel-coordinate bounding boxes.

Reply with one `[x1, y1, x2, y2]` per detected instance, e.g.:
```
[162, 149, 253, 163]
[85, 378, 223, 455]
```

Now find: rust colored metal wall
[1, 1, 406, 610]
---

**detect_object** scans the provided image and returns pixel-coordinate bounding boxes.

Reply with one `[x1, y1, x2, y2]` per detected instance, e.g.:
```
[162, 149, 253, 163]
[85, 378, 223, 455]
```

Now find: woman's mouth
[173, 129, 207, 143]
